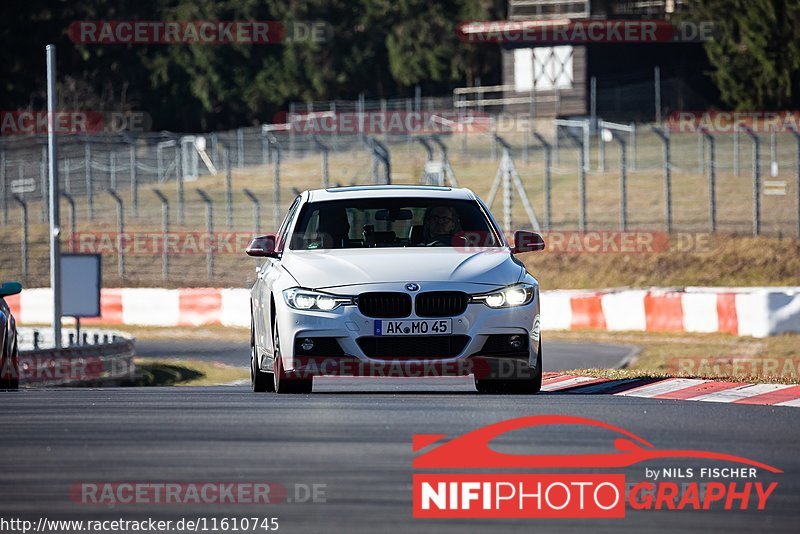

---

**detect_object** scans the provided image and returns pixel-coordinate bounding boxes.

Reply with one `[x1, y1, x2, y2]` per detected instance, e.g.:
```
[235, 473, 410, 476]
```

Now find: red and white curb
[542, 373, 800, 408]
[7, 286, 800, 337]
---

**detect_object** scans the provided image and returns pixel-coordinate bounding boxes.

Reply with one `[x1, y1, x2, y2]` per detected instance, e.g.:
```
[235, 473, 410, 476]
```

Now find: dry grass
[547, 330, 800, 384]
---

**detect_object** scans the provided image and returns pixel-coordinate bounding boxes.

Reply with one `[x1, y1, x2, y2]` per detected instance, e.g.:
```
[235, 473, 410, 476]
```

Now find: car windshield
[289, 197, 502, 250]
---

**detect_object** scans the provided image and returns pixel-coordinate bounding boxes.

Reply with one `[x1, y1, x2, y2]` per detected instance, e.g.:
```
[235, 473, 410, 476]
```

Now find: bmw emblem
[405, 283, 420, 292]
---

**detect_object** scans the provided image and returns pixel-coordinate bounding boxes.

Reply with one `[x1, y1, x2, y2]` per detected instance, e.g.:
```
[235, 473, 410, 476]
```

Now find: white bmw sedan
[246, 185, 545, 394]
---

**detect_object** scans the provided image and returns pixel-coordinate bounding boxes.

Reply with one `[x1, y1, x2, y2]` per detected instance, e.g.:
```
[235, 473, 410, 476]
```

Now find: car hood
[281, 248, 524, 290]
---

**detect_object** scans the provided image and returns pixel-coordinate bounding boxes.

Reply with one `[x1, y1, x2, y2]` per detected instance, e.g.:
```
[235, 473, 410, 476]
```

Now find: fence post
[651, 127, 672, 232]
[225, 149, 233, 230]
[630, 123, 637, 171]
[85, 140, 94, 220]
[733, 129, 740, 176]
[532, 132, 552, 230]
[153, 190, 170, 282]
[770, 128, 777, 177]
[13, 195, 27, 282]
[176, 143, 184, 225]
[739, 125, 761, 236]
[269, 138, 282, 230]
[130, 142, 138, 217]
[243, 189, 261, 234]
[110, 151, 117, 190]
[107, 190, 125, 279]
[64, 158, 71, 195]
[314, 136, 330, 188]
[196, 189, 214, 280]
[61, 192, 76, 252]
[563, 129, 586, 230]
[700, 128, 717, 232]
[613, 135, 628, 231]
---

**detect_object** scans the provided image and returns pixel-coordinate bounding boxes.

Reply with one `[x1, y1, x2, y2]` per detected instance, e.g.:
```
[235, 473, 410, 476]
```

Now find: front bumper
[274, 285, 540, 380]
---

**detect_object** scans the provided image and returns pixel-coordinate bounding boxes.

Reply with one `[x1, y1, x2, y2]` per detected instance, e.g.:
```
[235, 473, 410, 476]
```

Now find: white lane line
[615, 378, 707, 398]
[775, 397, 800, 408]
[688, 383, 795, 403]
[541, 376, 604, 392]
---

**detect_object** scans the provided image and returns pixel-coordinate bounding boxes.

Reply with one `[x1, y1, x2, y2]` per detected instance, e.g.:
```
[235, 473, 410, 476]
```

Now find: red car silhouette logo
[413, 415, 781, 472]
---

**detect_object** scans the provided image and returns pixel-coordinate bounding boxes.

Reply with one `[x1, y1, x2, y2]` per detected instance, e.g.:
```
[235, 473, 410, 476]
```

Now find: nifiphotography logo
[412, 416, 781, 519]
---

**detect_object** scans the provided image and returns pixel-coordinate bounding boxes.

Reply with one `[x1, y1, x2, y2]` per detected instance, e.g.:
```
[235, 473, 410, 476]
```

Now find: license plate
[374, 319, 452, 336]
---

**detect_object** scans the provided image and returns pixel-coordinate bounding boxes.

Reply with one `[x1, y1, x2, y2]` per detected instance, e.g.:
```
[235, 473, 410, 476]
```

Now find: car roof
[306, 185, 477, 202]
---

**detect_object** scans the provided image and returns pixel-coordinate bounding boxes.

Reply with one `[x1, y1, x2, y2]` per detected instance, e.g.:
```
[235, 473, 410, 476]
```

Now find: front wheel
[272, 317, 312, 394]
[474, 341, 542, 395]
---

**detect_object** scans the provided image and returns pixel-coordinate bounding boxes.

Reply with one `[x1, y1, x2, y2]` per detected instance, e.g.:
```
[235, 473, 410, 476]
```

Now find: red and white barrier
[6, 287, 800, 338]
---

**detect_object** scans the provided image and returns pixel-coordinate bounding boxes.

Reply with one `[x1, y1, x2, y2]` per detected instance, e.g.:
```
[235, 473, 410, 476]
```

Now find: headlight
[471, 284, 535, 308]
[283, 288, 352, 311]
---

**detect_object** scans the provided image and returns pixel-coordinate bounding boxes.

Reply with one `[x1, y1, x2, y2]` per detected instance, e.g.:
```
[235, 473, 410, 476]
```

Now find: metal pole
[85, 140, 93, 220]
[739, 126, 761, 236]
[110, 151, 117, 190]
[630, 123, 637, 171]
[13, 195, 27, 282]
[698, 132, 705, 174]
[225, 149, 233, 230]
[617, 136, 627, 231]
[46, 44, 61, 348]
[590, 76, 596, 126]
[652, 127, 672, 232]
[654, 66, 662, 124]
[196, 189, 214, 280]
[243, 189, 261, 234]
[533, 132, 552, 230]
[176, 144, 184, 225]
[108, 190, 124, 279]
[153, 190, 169, 281]
[61, 192, 75, 252]
[237, 128, 244, 168]
[130, 142, 138, 217]
[701, 129, 717, 232]
[314, 136, 330, 188]
[270, 139, 281, 230]
[770, 128, 777, 176]
[733, 129, 740, 176]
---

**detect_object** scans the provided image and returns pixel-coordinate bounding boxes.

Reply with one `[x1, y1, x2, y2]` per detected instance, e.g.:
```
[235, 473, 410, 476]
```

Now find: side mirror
[0, 281, 22, 297]
[512, 231, 545, 254]
[245, 235, 278, 257]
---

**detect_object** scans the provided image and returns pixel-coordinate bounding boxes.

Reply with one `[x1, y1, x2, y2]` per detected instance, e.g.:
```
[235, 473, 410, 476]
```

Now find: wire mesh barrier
[1, 113, 798, 288]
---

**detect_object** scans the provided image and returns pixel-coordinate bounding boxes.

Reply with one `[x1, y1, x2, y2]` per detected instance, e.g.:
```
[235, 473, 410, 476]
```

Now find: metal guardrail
[16, 327, 136, 387]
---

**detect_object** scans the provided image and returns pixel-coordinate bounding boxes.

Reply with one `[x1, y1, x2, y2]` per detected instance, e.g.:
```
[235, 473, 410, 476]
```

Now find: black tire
[474, 341, 542, 395]
[272, 317, 312, 394]
[0, 335, 19, 391]
[250, 316, 273, 393]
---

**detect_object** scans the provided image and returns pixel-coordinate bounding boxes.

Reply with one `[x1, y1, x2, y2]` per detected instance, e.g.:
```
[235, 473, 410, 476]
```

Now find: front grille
[357, 292, 412, 318]
[357, 335, 470, 359]
[415, 291, 469, 317]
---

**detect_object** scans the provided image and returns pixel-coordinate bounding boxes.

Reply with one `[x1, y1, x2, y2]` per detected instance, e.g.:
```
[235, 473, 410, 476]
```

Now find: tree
[693, 0, 800, 109]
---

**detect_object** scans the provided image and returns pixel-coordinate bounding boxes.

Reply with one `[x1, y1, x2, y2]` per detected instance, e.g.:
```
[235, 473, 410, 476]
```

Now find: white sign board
[60, 254, 101, 317]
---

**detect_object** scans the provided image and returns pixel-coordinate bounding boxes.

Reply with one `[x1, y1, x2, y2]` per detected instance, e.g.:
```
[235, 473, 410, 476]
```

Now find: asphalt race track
[1, 343, 797, 533]
[134, 338, 637, 372]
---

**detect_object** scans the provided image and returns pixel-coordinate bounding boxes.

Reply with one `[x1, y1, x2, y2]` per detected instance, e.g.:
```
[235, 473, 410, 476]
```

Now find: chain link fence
[1, 105, 798, 288]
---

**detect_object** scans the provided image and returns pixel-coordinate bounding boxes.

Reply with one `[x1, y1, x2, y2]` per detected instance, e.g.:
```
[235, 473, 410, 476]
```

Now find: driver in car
[423, 206, 462, 245]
